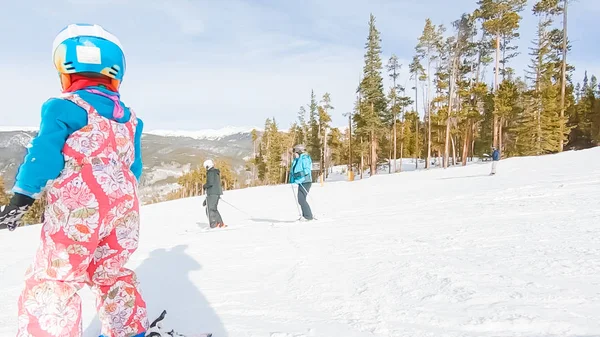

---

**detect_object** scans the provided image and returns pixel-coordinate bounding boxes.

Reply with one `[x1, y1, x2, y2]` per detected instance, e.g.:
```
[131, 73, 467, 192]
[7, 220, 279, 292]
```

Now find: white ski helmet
[293, 144, 306, 154]
[203, 159, 214, 169]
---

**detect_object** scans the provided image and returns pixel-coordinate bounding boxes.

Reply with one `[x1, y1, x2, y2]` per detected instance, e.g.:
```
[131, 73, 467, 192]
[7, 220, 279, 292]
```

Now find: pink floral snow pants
[16, 93, 149, 337]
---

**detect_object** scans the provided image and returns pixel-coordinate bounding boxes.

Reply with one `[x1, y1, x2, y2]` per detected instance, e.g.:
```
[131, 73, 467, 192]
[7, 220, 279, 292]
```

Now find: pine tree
[568, 72, 600, 149]
[534, 0, 571, 152]
[297, 106, 308, 145]
[591, 76, 600, 144]
[439, 13, 479, 167]
[558, 0, 569, 151]
[387, 54, 401, 172]
[177, 164, 207, 198]
[249, 129, 260, 186]
[0, 176, 9, 205]
[409, 56, 426, 168]
[307, 90, 321, 162]
[22, 193, 47, 225]
[356, 13, 387, 175]
[494, 79, 524, 155]
[416, 18, 444, 168]
[261, 118, 286, 185]
[475, 0, 527, 149]
[214, 159, 236, 190]
[515, 0, 567, 155]
[327, 128, 345, 166]
[319, 93, 334, 177]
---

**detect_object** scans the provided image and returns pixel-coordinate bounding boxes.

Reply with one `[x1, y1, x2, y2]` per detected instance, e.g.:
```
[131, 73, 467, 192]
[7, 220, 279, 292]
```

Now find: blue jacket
[289, 153, 312, 184]
[492, 149, 500, 161]
[12, 86, 143, 199]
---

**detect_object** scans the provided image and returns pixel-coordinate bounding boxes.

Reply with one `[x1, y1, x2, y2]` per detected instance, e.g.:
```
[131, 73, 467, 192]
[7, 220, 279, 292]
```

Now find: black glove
[0, 193, 35, 231]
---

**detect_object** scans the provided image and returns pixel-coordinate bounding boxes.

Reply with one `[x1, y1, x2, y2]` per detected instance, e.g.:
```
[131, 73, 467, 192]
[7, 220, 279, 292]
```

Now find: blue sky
[0, 0, 598, 131]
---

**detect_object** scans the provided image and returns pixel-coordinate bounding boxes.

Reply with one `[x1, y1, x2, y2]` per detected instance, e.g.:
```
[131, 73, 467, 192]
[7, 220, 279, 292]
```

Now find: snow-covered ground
[1, 148, 599, 337]
[325, 157, 484, 182]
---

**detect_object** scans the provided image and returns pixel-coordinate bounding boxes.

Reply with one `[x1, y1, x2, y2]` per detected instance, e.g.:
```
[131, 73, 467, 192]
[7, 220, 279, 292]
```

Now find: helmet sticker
[76, 45, 101, 64]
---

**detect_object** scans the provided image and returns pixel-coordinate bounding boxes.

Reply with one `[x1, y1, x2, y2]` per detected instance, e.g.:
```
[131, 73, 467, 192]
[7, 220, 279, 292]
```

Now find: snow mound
[1, 148, 599, 337]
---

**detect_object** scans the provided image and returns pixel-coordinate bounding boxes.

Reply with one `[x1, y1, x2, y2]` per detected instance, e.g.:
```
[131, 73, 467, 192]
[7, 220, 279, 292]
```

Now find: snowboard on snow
[146, 310, 212, 337]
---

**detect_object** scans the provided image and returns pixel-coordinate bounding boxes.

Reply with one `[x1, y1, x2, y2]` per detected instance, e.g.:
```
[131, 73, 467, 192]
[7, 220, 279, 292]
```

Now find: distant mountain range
[0, 126, 258, 203]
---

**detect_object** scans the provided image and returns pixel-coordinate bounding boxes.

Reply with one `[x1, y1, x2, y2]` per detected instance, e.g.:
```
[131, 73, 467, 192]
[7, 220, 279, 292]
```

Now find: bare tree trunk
[347, 112, 353, 175]
[493, 34, 500, 149]
[370, 129, 377, 176]
[559, 0, 568, 152]
[499, 116, 504, 154]
[426, 57, 432, 169]
[535, 20, 543, 155]
[393, 121, 397, 173]
[285, 151, 290, 184]
[252, 139, 257, 185]
[370, 103, 378, 176]
[475, 33, 486, 82]
[400, 112, 404, 172]
[493, 116, 499, 149]
[427, 111, 432, 169]
[414, 76, 419, 170]
[445, 27, 460, 169]
[462, 120, 470, 166]
[451, 136, 457, 166]
[444, 118, 451, 168]
[415, 117, 419, 170]
[389, 129, 393, 174]
[323, 128, 328, 178]
[360, 137, 364, 179]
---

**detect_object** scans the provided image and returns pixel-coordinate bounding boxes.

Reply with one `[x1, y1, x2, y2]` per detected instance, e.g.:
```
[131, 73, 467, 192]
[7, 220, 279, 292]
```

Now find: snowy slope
[1, 148, 600, 337]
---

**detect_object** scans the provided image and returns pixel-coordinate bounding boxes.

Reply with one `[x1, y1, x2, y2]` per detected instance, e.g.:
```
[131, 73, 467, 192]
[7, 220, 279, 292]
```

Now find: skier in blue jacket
[290, 144, 313, 220]
[491, 147, 500, 175]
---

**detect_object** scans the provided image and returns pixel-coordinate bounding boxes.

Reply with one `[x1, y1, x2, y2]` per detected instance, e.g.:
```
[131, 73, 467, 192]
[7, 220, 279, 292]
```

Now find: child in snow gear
[491, 147, 500, 175]
[289, 144, 314, 221]
[203, 159, 226, 228]
[0, 23, 149, 337]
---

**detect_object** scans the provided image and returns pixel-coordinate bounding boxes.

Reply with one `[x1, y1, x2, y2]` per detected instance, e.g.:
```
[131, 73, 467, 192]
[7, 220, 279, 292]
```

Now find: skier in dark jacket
[491, 147, 500, 175]
[202, 159, 226, 228]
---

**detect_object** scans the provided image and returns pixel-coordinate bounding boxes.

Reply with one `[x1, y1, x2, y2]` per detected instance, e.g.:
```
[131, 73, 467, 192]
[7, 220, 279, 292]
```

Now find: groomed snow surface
[1, 148, 600, 337]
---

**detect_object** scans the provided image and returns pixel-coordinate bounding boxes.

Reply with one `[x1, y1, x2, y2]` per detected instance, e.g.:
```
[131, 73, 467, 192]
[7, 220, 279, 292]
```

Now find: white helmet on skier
[293, 144, 306, 154]
[52, 23, 126, 91]
[203, 159, 214, 170]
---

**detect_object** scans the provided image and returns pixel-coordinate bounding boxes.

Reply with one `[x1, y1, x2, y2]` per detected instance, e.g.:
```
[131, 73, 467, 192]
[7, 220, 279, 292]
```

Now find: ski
[192, 223, 235, 232]
[199, 226, 234, 232]
[146, 310, 212, 337]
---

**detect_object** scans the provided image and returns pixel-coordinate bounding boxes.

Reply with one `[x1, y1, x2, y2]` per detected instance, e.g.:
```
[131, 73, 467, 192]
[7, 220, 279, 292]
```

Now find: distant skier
[491, 147, 500, 175]
[0, 24, 149, 336]
[202, 159, 226, 228]
[290, 144, 314, 221]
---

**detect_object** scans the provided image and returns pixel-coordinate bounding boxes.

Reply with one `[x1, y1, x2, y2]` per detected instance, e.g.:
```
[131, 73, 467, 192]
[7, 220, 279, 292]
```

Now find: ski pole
[298, 183, 320, 216]
[220, 198, 253, 218]
[298, 183, 315, 203]
[291, 184, 302, 216]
